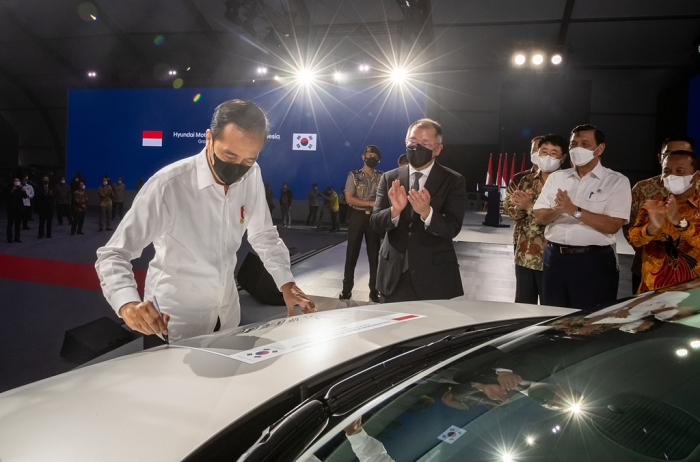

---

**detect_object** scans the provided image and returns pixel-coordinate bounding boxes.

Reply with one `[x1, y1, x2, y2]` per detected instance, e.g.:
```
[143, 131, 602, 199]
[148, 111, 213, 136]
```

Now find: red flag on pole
[510, 153, 517, 182]
[495, 153, 503, 188]
[485, 153, 493, 185]
[520, 152, 527, 172]
[500, 153, 508, 189]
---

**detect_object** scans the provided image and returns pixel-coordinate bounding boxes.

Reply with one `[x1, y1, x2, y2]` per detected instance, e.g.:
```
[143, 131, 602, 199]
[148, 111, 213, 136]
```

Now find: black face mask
[211, 149, 251, 185]
[364, 157, 379, 169]
[406, 144, 434, 169]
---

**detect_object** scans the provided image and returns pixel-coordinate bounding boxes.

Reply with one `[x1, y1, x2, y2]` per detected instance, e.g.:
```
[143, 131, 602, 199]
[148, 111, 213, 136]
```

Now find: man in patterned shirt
[503, 134, 568, 303]
[627, 150, 700, 292]
[506, 135, 543, 248]
[623, 135, 695, 293]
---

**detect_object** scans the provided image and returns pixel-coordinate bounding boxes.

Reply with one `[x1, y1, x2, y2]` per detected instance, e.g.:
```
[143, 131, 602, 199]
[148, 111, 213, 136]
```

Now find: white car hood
[0, 300, 574, 462]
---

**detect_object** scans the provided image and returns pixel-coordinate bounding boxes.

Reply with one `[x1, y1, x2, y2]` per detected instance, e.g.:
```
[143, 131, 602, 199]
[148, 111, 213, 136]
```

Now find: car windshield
[302, 282, 700, 461]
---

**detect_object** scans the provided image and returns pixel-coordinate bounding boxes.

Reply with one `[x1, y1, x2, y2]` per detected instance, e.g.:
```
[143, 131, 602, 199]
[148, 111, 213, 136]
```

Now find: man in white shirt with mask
[96, 99, 315, 342]
[534, 124, 631, 310]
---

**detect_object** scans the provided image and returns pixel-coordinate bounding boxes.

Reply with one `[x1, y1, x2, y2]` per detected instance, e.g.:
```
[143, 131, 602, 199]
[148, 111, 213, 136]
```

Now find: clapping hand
[644, 199, 667, 235]
[665, 195, 682, 226]
[388, 179, 408, 217]
[511, 190, 532, 211]
[407, 188, 432, 219]
[553, 189, 576, 215]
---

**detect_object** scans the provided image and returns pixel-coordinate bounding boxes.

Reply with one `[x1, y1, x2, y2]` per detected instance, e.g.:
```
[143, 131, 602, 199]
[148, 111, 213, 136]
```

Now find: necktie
[412, 172, 423, 191]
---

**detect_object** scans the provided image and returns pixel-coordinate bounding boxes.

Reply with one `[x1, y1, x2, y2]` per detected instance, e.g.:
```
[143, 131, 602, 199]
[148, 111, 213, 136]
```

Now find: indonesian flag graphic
[142, 131, 162, 147]
[485, 153, 493, 185]
[293, 133, 317, 151]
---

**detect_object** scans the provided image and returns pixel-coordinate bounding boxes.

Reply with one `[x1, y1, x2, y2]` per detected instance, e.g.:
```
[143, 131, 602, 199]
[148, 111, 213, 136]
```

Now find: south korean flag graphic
[437, 425, 466, 444]
[293, 133, 317, 151]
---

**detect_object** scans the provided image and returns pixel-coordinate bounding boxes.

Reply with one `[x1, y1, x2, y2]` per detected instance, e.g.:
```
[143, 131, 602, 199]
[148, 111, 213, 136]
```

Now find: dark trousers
[71, 211, 85, 234]
[379, 270, 419, 303]
[541, 243, 619, 310]
[38, 208, 53, 237]
[514, 265, 543, 304]
[56, 204, 72, 225]
[632, 272, 642, 295]
[307, 205, 318, 226]
[22, 205, 32, 228]
[6, 208, 21, 242]
[112, 201, 124, 219]
[339, 204, 349, 225]
[343, 208, 380, 294]
[330, 211, 339, 231]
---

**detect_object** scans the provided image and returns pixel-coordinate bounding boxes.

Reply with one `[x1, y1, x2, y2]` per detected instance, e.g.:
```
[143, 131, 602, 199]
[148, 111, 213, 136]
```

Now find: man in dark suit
[370, 118, 467, 302]
[35, 174, 56, 238]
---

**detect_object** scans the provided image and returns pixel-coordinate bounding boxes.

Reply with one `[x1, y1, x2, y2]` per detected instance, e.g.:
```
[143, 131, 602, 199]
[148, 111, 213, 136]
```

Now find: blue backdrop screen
[67, 85, 425, 195]
[689, 75, 700, 146]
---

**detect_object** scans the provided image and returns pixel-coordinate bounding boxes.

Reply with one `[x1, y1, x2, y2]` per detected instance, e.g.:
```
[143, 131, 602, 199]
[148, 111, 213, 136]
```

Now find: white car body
[0, 300, 574, 462]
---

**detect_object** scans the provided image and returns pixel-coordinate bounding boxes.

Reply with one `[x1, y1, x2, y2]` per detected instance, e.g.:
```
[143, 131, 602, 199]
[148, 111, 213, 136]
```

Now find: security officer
[342, 145, 383, 302]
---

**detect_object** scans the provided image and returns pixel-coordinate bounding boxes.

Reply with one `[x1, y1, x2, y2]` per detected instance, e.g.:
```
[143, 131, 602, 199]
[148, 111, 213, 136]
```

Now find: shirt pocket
[584, 192, 610, 214]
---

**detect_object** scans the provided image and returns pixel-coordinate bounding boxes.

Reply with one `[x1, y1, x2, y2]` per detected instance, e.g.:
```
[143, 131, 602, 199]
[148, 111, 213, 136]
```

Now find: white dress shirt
[533, 162, 631, 246]
[391, 161, 434, 227]
[22, 184, 34, 206]
[96, 149, 294, 341]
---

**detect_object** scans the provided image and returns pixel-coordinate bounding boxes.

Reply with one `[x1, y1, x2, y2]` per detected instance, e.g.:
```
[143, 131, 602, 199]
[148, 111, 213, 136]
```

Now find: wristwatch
[674, 218, 689, 229]
[573, 207, 582, 219]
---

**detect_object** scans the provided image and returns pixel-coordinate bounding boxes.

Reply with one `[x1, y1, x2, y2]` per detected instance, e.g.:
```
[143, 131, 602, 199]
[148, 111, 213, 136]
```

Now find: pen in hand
[150, 296, 169, 345]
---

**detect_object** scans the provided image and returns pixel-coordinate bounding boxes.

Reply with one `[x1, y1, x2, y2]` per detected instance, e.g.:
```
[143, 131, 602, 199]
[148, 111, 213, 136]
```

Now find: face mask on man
[406, 144, 434, 169]
[536, 155, 563, 173]
[102, 181, 108, 186]
[530, 151, 540, 166]
[211, 149, 251, 185]
[364, 157, 379, 169]
[81, 185, 86, 190]
[663, 174, 696, 195]
[117, 180, 122, 184]
[13, 181, 20, 187]
[60, 180, 65, 184]
[569, 146, 598, 167]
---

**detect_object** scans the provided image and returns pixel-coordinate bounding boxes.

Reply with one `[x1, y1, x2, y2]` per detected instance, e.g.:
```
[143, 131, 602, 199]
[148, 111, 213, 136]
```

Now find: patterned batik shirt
[502, 170, 547, 271]
[624, 175, 700, 275]
[505, 167, 537, 247]
[627, 193, 700, 293]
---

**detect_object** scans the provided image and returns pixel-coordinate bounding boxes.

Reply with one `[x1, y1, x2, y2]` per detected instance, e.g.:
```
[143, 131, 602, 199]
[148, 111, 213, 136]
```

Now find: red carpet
[0, 254, 146, 296]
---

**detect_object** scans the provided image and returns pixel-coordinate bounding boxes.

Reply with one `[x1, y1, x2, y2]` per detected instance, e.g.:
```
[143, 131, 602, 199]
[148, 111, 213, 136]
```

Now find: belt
[351, 207, 372, 215]
[548, 242, 610, 255]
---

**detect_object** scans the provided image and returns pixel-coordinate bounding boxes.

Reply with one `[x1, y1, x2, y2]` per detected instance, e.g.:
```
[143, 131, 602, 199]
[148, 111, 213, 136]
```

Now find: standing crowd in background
[3, 170, 140, 243]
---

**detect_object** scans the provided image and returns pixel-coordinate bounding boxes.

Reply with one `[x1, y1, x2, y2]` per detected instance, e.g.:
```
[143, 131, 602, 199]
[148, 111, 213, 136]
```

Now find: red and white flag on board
[485, 153, 493, 185]
[142, 131, 163, 147]
[510, 153, 516, 182]
[495, 153, 503, 188]
[500, 153, 508, 189]
[520, 152, 527, 172]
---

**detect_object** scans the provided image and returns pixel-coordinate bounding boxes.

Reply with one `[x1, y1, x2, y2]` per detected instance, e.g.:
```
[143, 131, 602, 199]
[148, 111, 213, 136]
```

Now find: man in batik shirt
[627, 150, 700, 293]
[623, 135, 695, 293]
[503, 134, 568, 303]
[505, 135, 543, 248]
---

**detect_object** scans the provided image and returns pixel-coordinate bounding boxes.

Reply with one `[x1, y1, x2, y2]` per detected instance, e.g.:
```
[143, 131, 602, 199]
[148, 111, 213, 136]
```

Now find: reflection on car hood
[0, 300, 573, 462]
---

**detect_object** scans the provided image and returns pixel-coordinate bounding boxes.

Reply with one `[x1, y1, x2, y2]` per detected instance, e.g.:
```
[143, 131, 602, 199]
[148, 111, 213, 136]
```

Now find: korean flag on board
[293, 133, 317, 151]
[437, 425, 466, 444]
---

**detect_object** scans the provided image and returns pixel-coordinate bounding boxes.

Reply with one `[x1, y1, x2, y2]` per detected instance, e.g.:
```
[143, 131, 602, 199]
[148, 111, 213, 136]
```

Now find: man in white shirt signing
[96, 99, 315, 342]
[534, 124, 631, 310]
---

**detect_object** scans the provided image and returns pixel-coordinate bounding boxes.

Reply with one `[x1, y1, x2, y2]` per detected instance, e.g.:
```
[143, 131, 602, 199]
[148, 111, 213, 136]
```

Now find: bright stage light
[274, 75, 279, 81]
[532, 54, 544, 65]
[390, 67, 407, 83]
[677, 348, 689, 357]
[296, 68, 315, 84]
[691, 340, 700, 349]
[514, 54, 526, 65]
[257, 66, 268, 75]
[334, 72, 343, 81]
[526, 436, 535, 446]
[87, 71, 96, 78]
[359, 64, 370, 72]
[551, 54, 563, 65]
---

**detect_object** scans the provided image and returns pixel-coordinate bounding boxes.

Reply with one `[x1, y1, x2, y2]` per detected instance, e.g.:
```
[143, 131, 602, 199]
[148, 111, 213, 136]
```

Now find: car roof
[0, 301, 573, 462]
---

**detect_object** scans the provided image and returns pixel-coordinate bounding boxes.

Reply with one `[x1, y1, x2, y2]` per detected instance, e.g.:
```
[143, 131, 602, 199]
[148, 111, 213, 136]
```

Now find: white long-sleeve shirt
[95, 149, 294, 341]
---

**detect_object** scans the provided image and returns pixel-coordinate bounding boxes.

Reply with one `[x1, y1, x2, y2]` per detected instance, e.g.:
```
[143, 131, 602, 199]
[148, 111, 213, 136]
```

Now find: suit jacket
[34, 184, 55, 211]
[370, 161, 467, 299]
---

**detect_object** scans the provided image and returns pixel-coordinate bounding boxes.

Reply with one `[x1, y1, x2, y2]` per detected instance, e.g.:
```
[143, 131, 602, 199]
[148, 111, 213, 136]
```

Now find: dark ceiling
[0, 0, 699, 167]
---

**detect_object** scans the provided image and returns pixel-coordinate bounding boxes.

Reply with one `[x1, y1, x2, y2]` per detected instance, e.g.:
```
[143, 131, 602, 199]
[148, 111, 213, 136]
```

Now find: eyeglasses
[406, 140, 439, 150]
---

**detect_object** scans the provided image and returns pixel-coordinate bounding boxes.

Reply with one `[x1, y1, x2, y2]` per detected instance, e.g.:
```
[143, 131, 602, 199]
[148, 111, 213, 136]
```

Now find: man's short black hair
[662, 135, 695, 152]
[571, 124, 605, 145]
[398, 153, 408, 166]
[665, 150, 700, 171]
[538, 134, 569, 154]
[210, 99, 269, 141]
[312, 183, 318, 188]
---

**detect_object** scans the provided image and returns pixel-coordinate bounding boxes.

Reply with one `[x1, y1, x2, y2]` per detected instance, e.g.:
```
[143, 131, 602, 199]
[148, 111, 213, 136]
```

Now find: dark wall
[0, 114, 19, 168]
[439, 144, 499, 192]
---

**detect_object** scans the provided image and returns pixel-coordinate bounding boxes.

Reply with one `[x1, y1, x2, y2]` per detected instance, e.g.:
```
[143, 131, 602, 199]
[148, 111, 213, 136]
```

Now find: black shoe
[7, 240, 12, 243]
[98, 228, 103, 232]
[106, 227, 113, 231]
[37, 235, 43, 239]
[22, 226, 30, 230]
[77, 232, 84, 235]
[14, 239, 21, 243]
[47, 235, 52, 238]
[339, 291, 352, 300]
[369, 291, 380, 303]
[71, 232, 75, 235]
